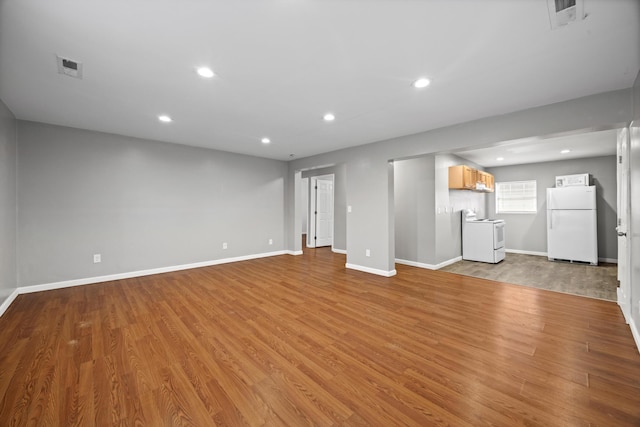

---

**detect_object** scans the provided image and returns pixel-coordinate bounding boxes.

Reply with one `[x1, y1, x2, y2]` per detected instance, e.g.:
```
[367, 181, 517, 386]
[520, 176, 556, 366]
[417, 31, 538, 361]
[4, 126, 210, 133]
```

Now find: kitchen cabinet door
[448, 165, 477, 189]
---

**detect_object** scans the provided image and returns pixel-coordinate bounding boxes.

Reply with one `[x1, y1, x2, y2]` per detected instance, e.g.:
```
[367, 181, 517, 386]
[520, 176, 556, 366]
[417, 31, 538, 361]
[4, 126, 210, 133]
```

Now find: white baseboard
[0, 288, 19, 318]
[631, 317, 640, 355]
[437, 256, 463, 269]
[345, 263, 397, 277]
[395, 256, 462, 270]
[505, 249, 548, 257]
[15, 250, 289, 297]
[395, 259, 436, 270]
[332, 248, 347, 254]
[286, 250, 303, 256]
[599, 257, 618, 264]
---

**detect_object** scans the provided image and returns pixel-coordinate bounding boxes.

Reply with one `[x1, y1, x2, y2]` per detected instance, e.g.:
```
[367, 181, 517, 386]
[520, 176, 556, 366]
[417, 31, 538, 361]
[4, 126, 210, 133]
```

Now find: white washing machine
[462, 210, 506, 264]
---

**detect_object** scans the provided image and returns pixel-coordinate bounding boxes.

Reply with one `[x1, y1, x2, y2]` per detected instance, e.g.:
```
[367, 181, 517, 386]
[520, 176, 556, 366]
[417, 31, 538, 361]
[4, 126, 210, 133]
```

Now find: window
[495, 180, 537, 213]
[555, 0, 576, 11]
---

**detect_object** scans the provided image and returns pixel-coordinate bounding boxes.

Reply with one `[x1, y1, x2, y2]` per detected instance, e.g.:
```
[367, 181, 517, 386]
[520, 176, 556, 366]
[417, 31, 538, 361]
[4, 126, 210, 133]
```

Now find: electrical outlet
[268, 239, 273, 245]
[93, 254, 101, 263]
[347, 205, 352, 213]
[222, 242, 228, 249]
[365, 249, 371, 257]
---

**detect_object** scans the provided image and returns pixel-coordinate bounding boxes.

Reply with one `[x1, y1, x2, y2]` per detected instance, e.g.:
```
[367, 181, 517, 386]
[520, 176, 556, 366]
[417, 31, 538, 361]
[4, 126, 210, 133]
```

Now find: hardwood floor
[1, 247, 639, 426]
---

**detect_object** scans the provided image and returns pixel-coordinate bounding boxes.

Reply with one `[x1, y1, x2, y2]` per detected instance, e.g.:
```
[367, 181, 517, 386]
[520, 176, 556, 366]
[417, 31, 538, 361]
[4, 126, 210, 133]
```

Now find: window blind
[495, 180, 537, 213]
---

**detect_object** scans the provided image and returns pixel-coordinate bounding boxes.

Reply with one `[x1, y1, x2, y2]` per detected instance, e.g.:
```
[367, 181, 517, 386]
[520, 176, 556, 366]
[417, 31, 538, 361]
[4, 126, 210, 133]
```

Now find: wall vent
[56, 55, 83, 79]
[547, 0, 585, 29]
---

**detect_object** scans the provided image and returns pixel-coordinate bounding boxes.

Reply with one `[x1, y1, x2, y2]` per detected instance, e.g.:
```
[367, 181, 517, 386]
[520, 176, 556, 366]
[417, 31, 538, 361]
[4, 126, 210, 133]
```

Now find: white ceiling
[0, 1, 638, 161]
[451, 128, 620, 168]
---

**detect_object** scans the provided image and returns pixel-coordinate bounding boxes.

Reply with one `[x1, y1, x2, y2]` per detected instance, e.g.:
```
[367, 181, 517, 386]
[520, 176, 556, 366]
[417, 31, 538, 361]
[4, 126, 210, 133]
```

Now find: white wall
[487, 155, 618, 260]
[0, 98, 17, 307]
[17, 121, 288, 287]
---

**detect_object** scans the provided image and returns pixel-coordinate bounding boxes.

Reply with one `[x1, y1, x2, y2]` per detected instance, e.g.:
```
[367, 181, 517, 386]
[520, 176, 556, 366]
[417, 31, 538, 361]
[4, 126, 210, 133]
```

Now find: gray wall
[17, 121, 287, 286]
[301, 164, 347, 251]
[0, 98, 17, 303]
[486, 155, 618, 260]
[394, 155, 436, 264]
[287, 89, 633, 275]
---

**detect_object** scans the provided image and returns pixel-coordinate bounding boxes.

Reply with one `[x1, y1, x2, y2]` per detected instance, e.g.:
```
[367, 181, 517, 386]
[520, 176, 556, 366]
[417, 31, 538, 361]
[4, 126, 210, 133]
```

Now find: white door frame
[308, 174, 334, 248]
[301, 177, 309, 238]
[617, 126, 631, 322]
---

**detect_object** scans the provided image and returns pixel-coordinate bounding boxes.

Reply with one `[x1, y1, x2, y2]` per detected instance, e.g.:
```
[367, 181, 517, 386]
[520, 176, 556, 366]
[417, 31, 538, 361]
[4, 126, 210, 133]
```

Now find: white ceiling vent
[547, 0, 585, 30]
[56, 55, 83, 79]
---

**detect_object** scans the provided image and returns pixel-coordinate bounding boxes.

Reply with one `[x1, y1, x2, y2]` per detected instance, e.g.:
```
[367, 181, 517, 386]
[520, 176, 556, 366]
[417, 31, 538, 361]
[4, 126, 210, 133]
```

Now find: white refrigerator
[546, 186, 598, 265]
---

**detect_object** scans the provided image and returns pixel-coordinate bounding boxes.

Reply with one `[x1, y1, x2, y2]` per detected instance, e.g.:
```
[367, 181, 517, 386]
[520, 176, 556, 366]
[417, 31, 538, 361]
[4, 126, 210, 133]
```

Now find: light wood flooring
[1, 247, 639, 426]
[440, 253, 619, 301]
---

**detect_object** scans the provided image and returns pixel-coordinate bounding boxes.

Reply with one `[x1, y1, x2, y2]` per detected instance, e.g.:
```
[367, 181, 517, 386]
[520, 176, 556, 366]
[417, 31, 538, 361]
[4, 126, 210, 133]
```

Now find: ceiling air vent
[547, 0, 585, 29]
[56, 55, 83, 79]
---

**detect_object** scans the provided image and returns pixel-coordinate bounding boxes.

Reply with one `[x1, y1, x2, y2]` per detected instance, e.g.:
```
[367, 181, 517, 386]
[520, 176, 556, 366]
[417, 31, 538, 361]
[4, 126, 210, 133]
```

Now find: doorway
[393, 127, 630, 302]
[308, 175, 334, 248]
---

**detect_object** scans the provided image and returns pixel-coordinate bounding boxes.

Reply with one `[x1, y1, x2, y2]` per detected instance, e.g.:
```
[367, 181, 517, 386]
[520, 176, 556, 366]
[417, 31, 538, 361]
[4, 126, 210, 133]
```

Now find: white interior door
[617, 127, 631, 322]
[314, 178, 334, 247]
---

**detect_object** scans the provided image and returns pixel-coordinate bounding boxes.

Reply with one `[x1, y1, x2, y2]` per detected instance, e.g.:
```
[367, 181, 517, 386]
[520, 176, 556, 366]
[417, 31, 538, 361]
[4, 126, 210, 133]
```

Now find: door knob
[617, 231, 627, 237]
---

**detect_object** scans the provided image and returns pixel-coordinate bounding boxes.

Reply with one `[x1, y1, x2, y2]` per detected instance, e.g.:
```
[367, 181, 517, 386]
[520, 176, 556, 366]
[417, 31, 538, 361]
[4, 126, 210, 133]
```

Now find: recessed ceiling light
[323, 113, 335, 122]
[196, 67, 215, 78]
[496, 157, 504, 161]
[158, 115, 172, 123]
[561, 149, 571, 154]
[412, 77, 431, 89]
[261, 137, 271, 144]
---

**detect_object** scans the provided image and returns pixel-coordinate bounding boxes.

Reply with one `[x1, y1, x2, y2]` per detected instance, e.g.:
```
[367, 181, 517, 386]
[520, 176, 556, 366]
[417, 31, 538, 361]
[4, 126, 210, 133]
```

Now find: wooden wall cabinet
[448, 165, 494, 192]
[477, 170, 495, 192]
[448, 165, 477, 190]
